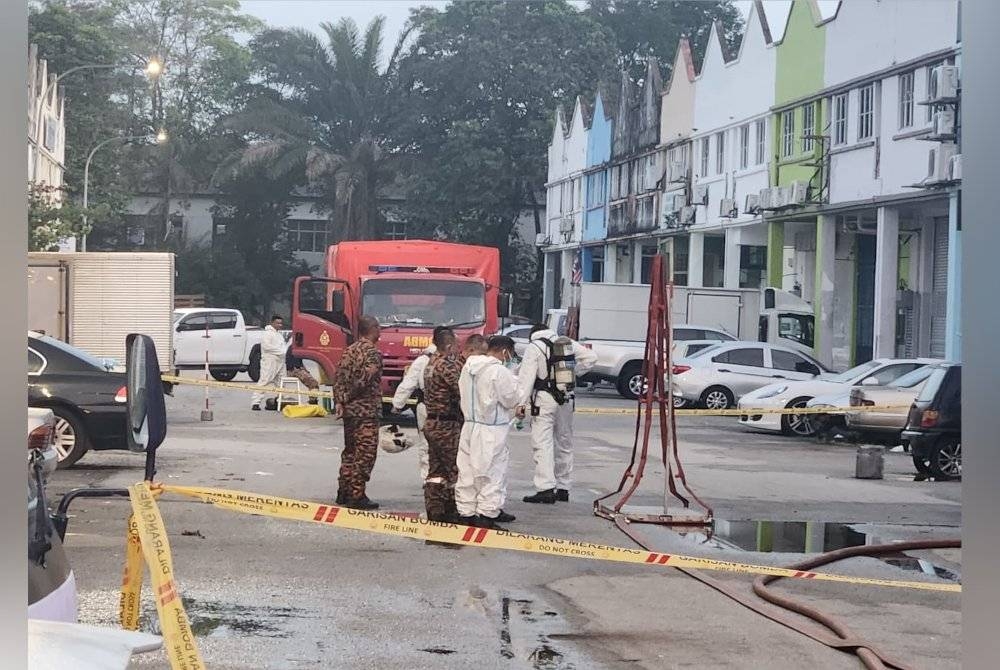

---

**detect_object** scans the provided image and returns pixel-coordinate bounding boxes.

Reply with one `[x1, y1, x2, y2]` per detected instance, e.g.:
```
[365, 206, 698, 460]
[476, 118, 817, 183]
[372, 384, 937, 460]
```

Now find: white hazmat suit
[517, 329, 597, 494]
[390, 344, 436, 481]
[455, 354, 525, 520]
[252, 325, 287, 407]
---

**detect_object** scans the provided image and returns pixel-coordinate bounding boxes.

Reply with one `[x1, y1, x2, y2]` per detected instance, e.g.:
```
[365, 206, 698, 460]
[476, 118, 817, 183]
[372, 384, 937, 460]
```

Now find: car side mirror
[125, 334, 167, 480]
[861, 377, 879, 386]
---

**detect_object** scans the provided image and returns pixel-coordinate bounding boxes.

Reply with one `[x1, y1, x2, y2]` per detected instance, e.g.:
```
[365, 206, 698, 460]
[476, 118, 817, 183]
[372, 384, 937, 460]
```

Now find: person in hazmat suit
[455, 335, 526, 529]
[391, 343, 436, 481]
[251, 315, 287, 411]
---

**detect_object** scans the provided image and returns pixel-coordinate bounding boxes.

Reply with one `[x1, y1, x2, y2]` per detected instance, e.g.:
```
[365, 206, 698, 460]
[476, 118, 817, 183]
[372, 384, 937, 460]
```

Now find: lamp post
[81, 129, 167, 252]
[31, 57, 163, 183]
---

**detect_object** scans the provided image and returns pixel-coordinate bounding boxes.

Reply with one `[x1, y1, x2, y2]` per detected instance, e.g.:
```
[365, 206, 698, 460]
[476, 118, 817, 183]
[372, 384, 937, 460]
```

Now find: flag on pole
[571, 252, 583, 285]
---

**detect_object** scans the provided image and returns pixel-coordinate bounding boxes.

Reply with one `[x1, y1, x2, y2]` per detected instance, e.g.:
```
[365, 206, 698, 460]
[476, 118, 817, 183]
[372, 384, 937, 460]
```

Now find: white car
[671, 342, 829, 410]
[498, 323, 533, 359]
[737, 358, 939, 436]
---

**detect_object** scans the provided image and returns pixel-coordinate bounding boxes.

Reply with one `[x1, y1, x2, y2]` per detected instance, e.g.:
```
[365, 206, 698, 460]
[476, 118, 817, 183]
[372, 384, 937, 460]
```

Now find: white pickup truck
[172, 308, 280, 382]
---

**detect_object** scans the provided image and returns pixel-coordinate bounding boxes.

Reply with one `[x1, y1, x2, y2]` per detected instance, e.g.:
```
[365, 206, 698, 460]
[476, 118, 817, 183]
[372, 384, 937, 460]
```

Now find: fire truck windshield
[361, 278, 486, 328]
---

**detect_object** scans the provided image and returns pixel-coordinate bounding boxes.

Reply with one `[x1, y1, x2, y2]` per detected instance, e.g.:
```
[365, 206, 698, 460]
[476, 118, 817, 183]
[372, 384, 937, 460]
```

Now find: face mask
[504, 354, 520, 371]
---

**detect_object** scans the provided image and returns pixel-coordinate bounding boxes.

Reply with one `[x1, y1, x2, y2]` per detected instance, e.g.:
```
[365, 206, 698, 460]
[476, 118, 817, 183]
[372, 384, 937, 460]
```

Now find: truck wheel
[928, 438, 961, 481]
[780, 397, 816, 437]
[616, 362, 647, 400]
[248, 345, 261, 382]
[210, 368, 238, 382]
[700, 386, 734, 411]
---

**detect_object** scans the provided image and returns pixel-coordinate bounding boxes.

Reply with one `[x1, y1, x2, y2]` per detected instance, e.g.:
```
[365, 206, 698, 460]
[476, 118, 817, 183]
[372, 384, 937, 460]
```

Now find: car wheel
[616, 362, 647, 400]
[210, 368, 238, 382]
[673, 396, 688, 409]
[929, 438, 961, 481]
[248, 345, 261, 382]
[781, 397, 817, 437]
[700, 386, 734, 411]
[51, 407, 89, 468]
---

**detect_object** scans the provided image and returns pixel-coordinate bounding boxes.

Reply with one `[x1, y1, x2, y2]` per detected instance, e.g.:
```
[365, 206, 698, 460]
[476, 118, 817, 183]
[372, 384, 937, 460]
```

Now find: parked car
[902, 362, 961, 481]
[172, 308, 268, 381]
[498, 323, 533, 359]
[844, 365, 936, 445]
[585, 325, 736, 400]
[738, 357, 938, 436]
[28, 407, 77, 624]
[29, 332, 128, 467]
[671, 342, 830, 410]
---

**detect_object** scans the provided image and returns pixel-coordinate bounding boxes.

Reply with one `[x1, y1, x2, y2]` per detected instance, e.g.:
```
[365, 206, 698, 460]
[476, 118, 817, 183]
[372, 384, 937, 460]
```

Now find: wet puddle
[669, 519, 960, 581]
[499, 595, 578, 669]
[142, 597, 312, 638]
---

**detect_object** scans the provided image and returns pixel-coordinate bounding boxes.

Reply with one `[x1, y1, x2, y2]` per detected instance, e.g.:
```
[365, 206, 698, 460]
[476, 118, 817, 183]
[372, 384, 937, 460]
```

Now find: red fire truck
[290, 240, 510, 401]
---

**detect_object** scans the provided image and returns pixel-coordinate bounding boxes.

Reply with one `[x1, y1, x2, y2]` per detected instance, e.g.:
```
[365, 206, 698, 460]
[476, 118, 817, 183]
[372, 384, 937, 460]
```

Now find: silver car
[671, 342, 829, 410]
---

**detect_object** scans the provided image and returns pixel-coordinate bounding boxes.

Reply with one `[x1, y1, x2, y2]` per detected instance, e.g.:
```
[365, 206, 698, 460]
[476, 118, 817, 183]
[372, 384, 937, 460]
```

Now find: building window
[610, 165, 624, 200]
[703, 235, 725, 288]
[739, 124, 750, 169]
[858, 84, 875, 140]
[43, 116, 59, 151]
[781, 110, 795, 158]
[285, 219, 329, 253]
[700, 137, 709, 176]
[587, 246, 605, 282]
[714, 131, 725, 174]
[628, 160, 638, 195]
[755, 119, 766, 165]
[586, 171, 606, 209]
[639, 245, 659, 284]
[384, 219, 407, 240]
[898, 71, 915, 129]
[672, 236, 689, 286]
[833, 93, 848, 146]
[739, 245, 768, 289]
[802, 103, 815, 152]
[925, 64, 938, 122]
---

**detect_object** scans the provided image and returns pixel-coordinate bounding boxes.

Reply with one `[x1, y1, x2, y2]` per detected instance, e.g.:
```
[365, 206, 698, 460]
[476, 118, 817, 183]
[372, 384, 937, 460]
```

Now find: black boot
[344, 496, 380, 511]
[523, 489, 557, 504]
[457, 515, 478, 527]
[556, 489, 569, 502]
[496, 510, 516, 522]
[335, 492, 346, 505]
[476, 515, 508, 532]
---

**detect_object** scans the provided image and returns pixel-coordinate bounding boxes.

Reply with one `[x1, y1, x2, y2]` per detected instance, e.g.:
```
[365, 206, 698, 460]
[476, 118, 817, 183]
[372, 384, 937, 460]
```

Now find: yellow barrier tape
[160, 374, 902, 417]
[156, 484, 959, 594]
[128, 483, 206, 670]
[118, 514, 143, 631]
[575, 405, 913, 417]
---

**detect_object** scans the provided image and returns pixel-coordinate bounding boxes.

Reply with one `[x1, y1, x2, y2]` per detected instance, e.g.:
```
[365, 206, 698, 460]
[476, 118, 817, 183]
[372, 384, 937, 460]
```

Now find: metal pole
[201, 319, 213, 422]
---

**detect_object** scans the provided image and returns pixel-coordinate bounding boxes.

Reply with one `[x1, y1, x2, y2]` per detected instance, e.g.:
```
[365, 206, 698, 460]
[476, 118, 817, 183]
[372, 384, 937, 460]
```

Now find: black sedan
[28, 333, 128, 468]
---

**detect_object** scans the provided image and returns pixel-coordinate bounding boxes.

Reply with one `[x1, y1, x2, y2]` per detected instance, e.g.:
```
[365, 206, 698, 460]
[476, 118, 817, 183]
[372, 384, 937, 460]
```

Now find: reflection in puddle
[142, 597, 310, 639]
[668, 520, 960, 582]
[499, 594, 577, 668]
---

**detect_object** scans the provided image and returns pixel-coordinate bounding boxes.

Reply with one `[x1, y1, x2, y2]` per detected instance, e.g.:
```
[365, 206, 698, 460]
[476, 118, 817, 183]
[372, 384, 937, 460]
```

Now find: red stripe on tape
[325, 507, 339, 523]
[474, 528, 488, 543]
[657, 554, 671, 565]
[461, 526, 476, 542]
[646, 553, 659, 563]
[314, 506, 328, 522]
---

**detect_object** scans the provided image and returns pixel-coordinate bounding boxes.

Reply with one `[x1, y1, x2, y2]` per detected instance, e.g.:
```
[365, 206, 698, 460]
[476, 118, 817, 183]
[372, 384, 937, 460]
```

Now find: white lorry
[28, 252, 175, 372]
[553, 282, 815, 400]
[172, 308, 276, 381]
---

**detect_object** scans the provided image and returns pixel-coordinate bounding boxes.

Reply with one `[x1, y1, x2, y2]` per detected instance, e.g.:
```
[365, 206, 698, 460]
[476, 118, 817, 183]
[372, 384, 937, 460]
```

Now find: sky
[239, 1, 841, 65]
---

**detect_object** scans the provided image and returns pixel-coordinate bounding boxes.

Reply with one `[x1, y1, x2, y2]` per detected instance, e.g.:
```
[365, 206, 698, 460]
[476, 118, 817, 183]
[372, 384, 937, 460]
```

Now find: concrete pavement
[49, 376, 960, 669]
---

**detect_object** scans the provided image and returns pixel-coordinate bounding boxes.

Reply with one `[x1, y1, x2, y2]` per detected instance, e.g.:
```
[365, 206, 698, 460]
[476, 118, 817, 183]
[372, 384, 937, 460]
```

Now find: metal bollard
[855, 445, 885, 479]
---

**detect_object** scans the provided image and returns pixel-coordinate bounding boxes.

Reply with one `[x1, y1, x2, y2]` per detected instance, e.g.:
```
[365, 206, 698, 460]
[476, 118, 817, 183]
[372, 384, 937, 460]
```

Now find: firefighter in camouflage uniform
[422, 327, 464, 525]
[333, 315, 383, 510]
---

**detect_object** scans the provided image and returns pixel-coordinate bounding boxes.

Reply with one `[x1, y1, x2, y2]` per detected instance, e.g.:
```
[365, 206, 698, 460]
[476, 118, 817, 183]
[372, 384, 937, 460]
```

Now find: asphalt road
[49, 375, 961, 669]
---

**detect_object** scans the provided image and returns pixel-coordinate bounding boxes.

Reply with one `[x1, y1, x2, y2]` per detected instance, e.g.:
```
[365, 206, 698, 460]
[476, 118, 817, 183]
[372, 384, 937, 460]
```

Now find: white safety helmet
[379, 424, 413, 454]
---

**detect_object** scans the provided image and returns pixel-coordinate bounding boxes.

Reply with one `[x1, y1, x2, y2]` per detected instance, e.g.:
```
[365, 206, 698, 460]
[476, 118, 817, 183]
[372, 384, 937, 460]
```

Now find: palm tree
[218, 16, 412, 240]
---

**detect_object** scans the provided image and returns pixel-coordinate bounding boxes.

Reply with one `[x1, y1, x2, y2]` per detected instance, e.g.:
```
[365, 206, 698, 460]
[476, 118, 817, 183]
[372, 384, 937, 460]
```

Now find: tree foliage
[586, 0, 744, 82]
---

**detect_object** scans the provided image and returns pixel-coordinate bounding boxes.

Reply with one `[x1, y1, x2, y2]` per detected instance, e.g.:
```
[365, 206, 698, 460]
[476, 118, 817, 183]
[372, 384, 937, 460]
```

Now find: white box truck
[27, 252, 175, 372]
[558, 282, 815, 399]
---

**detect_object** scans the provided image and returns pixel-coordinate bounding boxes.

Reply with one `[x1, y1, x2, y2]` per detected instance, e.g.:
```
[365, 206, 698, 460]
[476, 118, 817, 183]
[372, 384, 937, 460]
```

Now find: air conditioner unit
[772, 185, 790, 209]
[928, 65, 960, 103]
[719, 198, 737, 218]
[949, 154, 962, 181]
[558, 218, 574, 234]
[758, 187, 774, 210]
[667, 192, 687, 212]
[924, 143, 958, 184]
[679, 206, 696, 225]
[933, 109, 956, 136]
[668, 160, 686, 183]
[840, 215, 877, 235]
[789, 180, 809, 205]
[744, 193, 760, 215]
[694, 184, 709, 206]
[535, 233, 551, 246]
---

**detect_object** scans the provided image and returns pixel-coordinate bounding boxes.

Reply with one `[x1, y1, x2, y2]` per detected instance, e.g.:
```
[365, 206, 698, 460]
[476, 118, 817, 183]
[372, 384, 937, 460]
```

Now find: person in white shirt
[251, 316, 287, 410]
[517, 324, 597, 503]
[390, 343, 436, 481]
[455, 336, 526, 529]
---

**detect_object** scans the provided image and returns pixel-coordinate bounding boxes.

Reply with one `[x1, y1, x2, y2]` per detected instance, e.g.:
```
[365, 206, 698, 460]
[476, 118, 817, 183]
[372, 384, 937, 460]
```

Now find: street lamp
[80, 131, 168, 252]
[30, 57, 164, 182]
